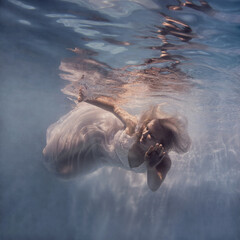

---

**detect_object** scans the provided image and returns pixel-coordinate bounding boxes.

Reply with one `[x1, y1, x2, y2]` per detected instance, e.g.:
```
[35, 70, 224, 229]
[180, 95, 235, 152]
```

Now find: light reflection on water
[0, 0, 240, 239]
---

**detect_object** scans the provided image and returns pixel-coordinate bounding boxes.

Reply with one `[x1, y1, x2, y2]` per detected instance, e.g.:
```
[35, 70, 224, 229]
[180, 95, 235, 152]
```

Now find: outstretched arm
[78, 88, 137, 135]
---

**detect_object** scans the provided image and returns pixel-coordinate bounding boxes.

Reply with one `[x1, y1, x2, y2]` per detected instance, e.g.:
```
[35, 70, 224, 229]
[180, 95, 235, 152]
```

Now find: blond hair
[136, 105, 191, 153]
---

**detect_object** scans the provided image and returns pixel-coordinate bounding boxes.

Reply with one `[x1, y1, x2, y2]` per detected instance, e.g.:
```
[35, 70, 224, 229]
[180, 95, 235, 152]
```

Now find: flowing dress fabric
[113, 130, 147, 173]
[43, 103, 146, 177]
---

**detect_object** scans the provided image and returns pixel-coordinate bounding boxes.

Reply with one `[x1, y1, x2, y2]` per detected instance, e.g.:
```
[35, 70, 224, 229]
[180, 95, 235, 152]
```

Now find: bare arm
[128, 142, 171, 191]
[155, 154, 172, 183]
[78, 89, 137, 135]
[144, 143, 166, 169]
[147, 154, 171, 191]
[143, 143, 171, 191]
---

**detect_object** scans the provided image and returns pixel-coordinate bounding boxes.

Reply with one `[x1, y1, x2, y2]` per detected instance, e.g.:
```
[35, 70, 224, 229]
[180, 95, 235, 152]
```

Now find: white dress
[113, 130, 147, 173]
[43, 102, 146, 177]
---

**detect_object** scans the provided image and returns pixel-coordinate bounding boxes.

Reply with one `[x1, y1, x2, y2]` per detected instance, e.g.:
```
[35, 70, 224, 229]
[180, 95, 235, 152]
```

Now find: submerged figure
[43, 88, 190, 191]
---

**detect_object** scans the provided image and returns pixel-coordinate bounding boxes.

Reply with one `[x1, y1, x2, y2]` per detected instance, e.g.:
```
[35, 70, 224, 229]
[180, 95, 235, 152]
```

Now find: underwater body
[0, 0, 240, 239]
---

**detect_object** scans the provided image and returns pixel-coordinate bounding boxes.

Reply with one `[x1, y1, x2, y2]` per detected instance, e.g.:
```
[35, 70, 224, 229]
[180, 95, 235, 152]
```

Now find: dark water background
[1, 0, 240, 239]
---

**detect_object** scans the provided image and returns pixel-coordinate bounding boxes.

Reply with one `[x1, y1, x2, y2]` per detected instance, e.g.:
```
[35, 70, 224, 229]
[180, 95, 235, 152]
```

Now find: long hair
[136, 105, 191, 153]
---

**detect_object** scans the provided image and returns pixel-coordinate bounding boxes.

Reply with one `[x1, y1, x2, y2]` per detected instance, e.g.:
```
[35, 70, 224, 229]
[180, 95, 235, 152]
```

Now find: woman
[43, 88, 191, 191]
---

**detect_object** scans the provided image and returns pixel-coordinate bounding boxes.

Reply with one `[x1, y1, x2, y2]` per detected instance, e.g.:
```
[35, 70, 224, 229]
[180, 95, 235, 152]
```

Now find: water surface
[0, 0, 240, 239]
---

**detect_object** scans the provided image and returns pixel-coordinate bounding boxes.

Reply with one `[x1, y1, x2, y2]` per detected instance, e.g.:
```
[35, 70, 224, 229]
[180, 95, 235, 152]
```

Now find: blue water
[1, 0, 240, 239]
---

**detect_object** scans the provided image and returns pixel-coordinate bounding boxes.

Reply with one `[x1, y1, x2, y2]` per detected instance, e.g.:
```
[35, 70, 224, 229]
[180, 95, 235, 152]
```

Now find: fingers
[78, 88, 83, 102]
[146, 145, 154, 155]
[78, 87, 86, 102]
[145, 143, 165, 158]
[154, 143, 165, 155]
[146, 143, 163, 154]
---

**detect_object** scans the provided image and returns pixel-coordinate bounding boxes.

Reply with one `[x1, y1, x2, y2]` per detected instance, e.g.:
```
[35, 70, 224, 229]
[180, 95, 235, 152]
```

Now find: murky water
[0, 0, 240, 239]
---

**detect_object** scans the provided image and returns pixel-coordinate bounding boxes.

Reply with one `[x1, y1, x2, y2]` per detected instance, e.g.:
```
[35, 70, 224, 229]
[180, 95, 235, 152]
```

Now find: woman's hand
[78, 86, 87, 102]
[144, 143, 166, 169]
